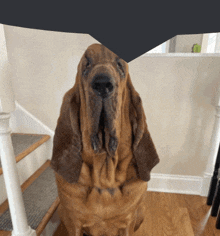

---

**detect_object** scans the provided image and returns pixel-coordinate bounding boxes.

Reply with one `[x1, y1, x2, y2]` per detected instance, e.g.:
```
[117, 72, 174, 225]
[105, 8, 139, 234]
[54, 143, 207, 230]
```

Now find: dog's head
[51, 43, 159, 184]
[76, 44, 133, 159]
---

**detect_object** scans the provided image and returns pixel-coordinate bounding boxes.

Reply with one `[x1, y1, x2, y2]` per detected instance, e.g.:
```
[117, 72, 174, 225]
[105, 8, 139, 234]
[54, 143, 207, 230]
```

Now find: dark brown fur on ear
[50, 83, 83, 183]
[127, 75, 160, 182]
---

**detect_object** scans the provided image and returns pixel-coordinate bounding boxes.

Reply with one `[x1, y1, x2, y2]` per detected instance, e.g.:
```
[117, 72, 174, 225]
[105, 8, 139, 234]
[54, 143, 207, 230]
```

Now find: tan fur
[51, 44, 159, 236]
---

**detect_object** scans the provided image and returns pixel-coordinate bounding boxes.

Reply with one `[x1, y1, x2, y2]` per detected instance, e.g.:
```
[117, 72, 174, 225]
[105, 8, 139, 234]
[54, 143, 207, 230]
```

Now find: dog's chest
[80, 118, 134, 190]
[80, 145, 136, 190]
[56, 170, 147, 222]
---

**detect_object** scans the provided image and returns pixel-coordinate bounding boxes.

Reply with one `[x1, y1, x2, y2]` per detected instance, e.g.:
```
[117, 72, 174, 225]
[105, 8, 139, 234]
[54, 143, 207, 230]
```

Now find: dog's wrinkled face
[78, 44, 129, 157]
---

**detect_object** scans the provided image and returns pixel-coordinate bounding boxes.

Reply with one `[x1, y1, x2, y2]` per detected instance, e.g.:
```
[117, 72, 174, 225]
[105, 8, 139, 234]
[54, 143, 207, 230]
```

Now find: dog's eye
[117, 61, 122, 69]
[86, 60, 90, 68]
[85, 57, 91, 68]
[83, 58, 92, 76]
[116, 59, 125, 77]
[116, 58, 123, 70]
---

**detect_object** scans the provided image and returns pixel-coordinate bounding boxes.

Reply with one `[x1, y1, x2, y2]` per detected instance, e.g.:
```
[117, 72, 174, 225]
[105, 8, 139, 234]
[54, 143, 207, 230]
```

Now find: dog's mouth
[99, 106, 106, 146]
[89, 73, 119, 156]
[90, 103, 105, 153]
[91, 101, 118, 156]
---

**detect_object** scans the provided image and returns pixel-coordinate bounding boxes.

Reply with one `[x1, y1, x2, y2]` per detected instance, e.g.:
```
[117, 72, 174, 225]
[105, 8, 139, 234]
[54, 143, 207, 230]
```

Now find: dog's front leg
[74, 222, 83, 236]
[75, 227, 81, 236]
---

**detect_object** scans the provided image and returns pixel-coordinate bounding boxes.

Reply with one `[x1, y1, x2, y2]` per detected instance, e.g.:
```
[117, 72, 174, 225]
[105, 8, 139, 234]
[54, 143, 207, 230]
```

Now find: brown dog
[51, 44, 159, 236]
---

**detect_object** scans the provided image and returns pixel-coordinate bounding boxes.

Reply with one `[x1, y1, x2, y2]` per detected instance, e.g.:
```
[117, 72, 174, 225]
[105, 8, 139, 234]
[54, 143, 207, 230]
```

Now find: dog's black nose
[92, 75, 114, 98]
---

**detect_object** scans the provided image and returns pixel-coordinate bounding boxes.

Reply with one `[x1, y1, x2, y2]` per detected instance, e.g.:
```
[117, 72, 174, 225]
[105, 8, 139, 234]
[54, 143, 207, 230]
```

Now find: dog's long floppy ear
[50, 80, 83, 183]
[127, 74, 160, 182]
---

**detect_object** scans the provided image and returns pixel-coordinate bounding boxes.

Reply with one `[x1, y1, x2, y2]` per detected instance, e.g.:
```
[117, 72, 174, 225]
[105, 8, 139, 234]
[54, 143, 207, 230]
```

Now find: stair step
[0, 133, 50, 175]
[0, 161, 59, 236]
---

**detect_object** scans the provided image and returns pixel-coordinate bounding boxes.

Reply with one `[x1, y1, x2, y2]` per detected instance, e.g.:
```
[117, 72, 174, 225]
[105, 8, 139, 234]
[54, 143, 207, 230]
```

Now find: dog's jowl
[51, 44, 160, 236]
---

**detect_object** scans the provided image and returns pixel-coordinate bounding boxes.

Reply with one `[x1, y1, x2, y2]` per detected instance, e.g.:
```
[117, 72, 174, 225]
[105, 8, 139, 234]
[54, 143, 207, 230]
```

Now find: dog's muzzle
[92, 74, 115, 98]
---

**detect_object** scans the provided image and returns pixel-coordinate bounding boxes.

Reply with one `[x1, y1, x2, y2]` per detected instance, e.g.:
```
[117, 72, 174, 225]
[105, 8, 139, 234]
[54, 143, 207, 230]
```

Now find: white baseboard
[200, 173, 212, 197]
[148, 173, 204, 196]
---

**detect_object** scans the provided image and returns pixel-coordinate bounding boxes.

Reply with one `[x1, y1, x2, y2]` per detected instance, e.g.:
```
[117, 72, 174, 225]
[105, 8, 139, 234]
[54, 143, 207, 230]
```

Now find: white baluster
[0, 113, 36, 236]
[201, 105, 220, 196]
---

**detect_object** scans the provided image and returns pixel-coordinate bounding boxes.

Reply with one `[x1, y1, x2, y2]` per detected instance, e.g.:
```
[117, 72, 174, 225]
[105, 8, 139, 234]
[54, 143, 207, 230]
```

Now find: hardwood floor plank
[173, 208, 194, 236]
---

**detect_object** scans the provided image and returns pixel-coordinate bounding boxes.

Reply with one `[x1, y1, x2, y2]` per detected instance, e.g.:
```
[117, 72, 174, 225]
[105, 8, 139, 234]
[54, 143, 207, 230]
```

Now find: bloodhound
[51, 44, 160, 236]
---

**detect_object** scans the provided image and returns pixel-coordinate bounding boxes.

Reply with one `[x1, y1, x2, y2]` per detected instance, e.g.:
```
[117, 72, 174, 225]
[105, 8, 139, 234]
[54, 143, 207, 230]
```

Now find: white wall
[3, 25, 220, 178]
[130, 55, 220, 177]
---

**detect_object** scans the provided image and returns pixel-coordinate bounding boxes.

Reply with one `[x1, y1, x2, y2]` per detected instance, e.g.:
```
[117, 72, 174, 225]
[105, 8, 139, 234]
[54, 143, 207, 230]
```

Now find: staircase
[0, 99, 61, 236]
[0, 133, 60, 236]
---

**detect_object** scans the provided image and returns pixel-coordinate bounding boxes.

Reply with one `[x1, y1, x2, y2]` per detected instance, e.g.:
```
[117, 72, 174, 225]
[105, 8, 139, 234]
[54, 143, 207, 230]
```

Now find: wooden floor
[54, 191, 220, 236]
